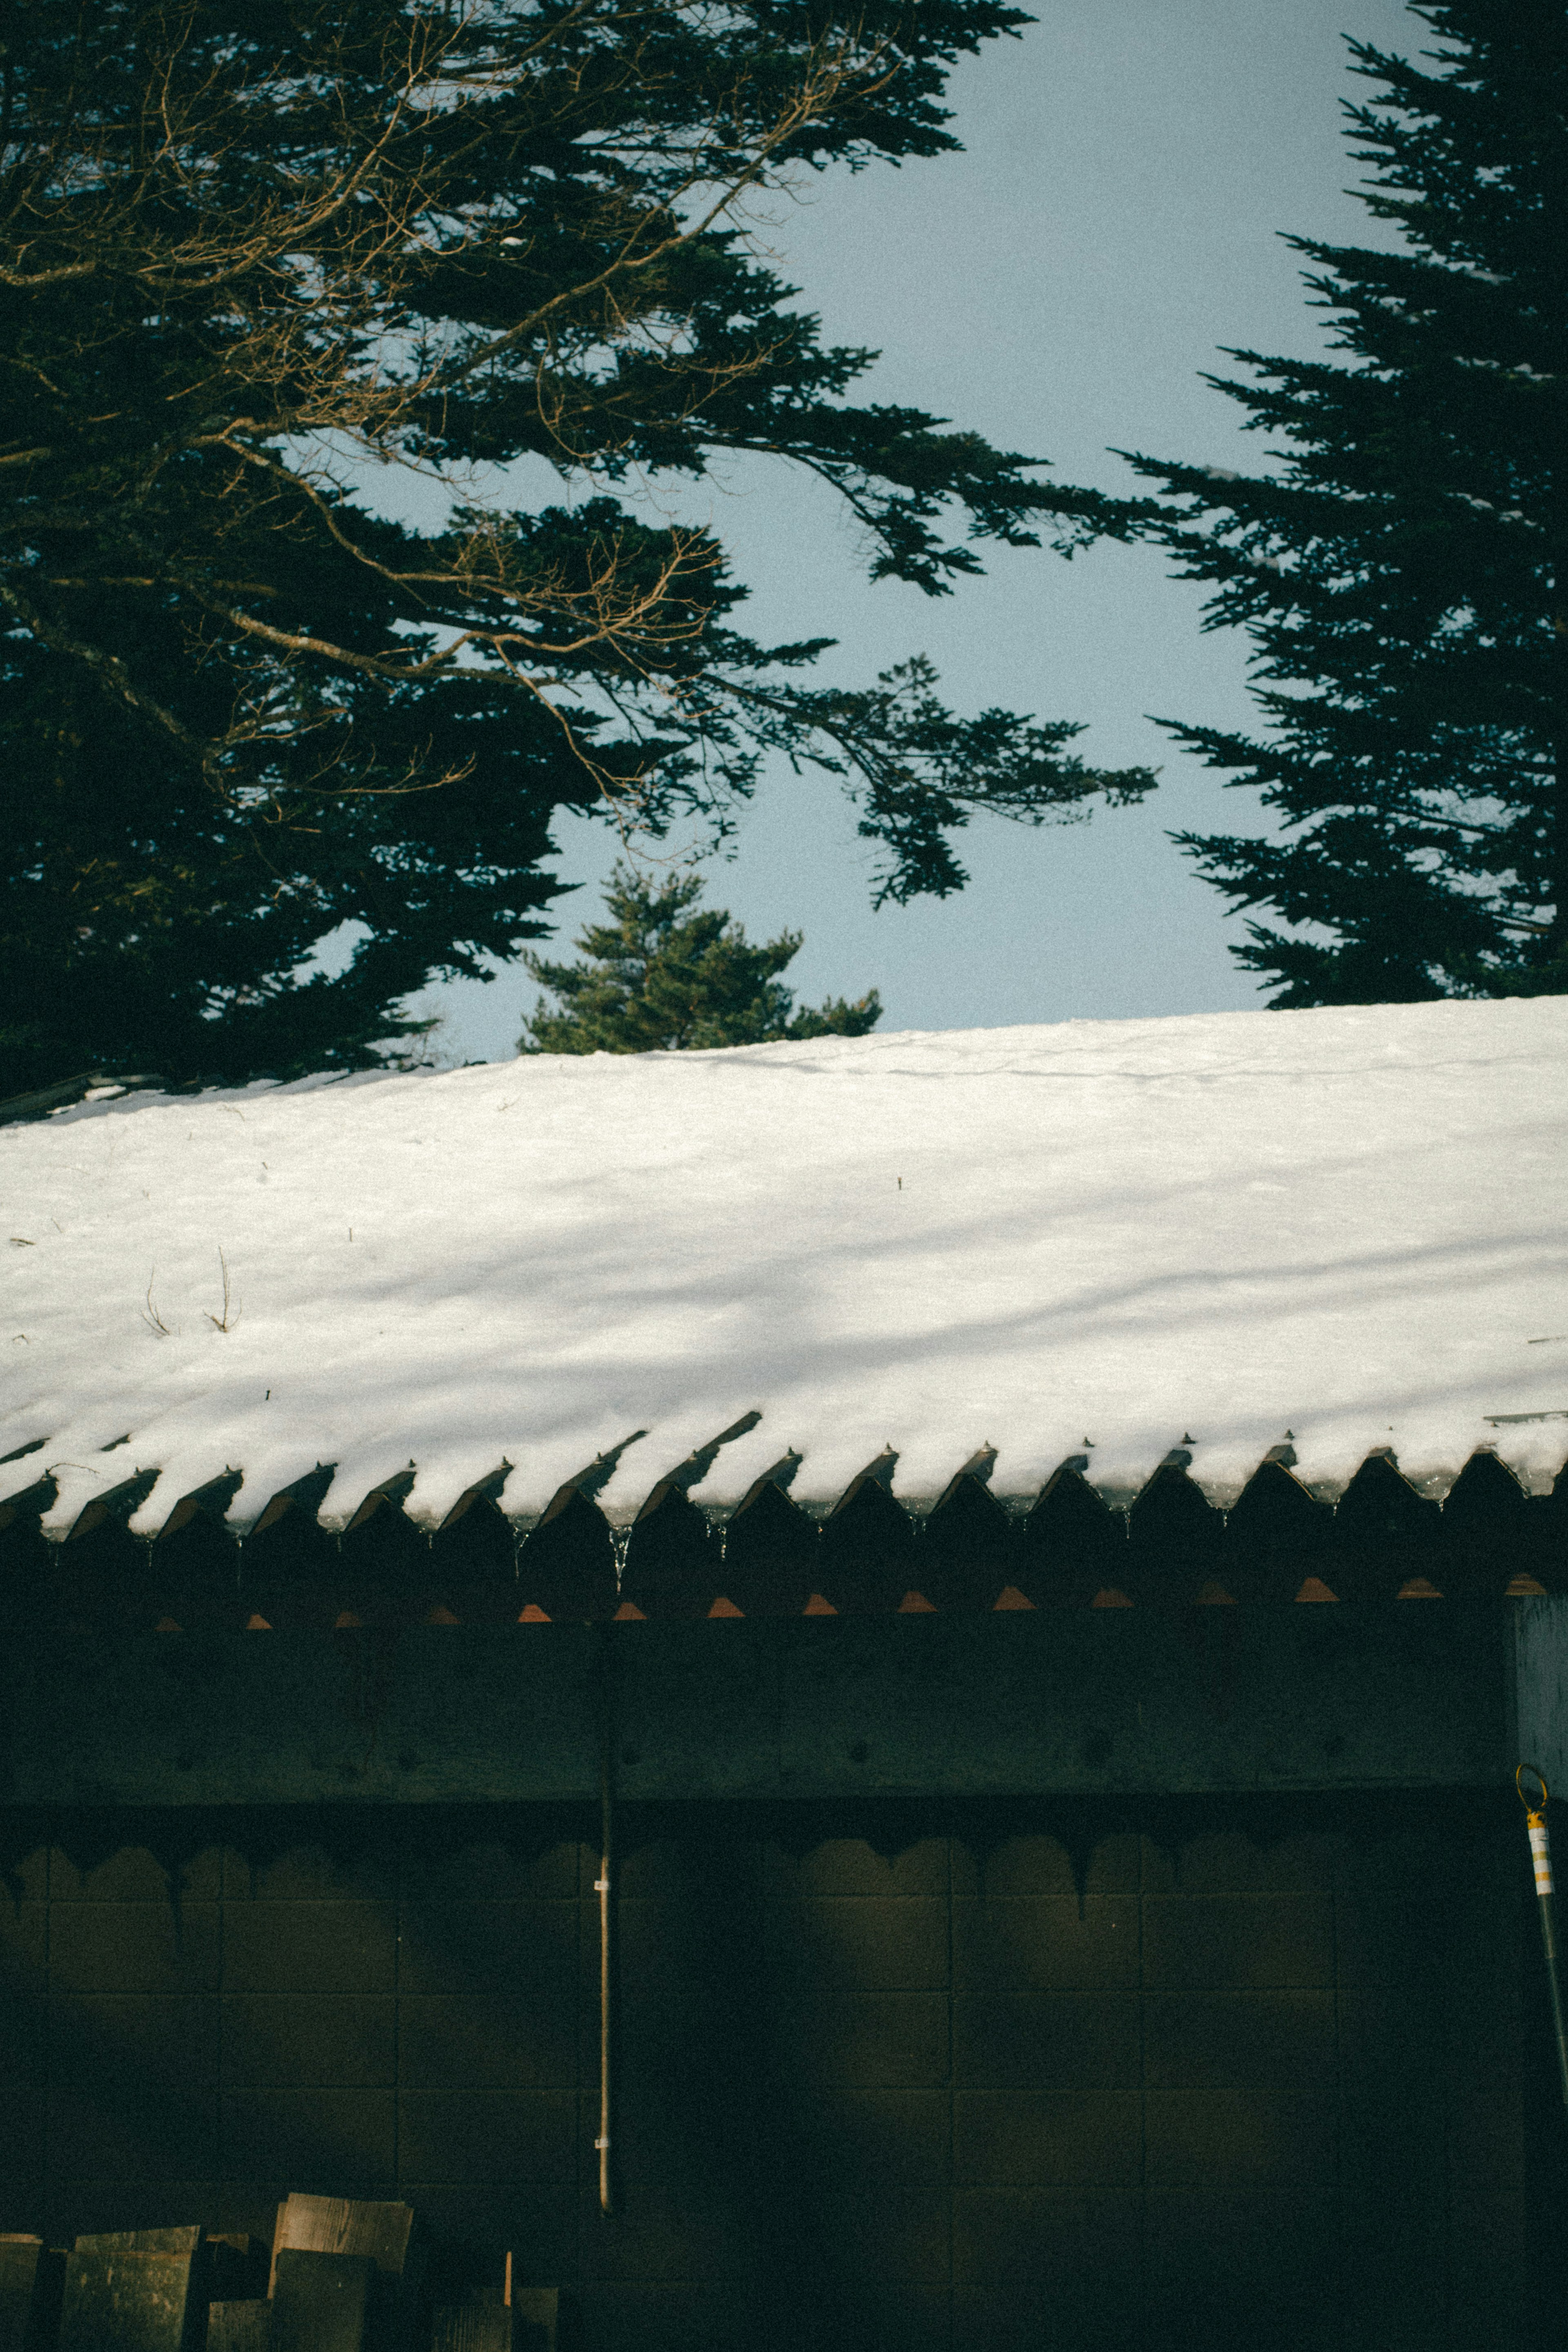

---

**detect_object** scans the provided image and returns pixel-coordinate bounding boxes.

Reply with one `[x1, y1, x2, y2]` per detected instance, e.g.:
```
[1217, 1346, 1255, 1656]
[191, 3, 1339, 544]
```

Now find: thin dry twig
[205, 1246, 237, 1331]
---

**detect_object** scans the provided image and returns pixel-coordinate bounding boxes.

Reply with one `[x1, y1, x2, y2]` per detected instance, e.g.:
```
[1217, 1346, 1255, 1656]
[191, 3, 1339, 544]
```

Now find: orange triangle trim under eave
[802, 1593, 837, 1616]
[334, 1610, 364, 1629]
[1293, 1576, 1339, 1604]
[897, 1590, 937, 1613]
[245, 1613, 272, 1631]
[613, 1600, 646, 1621]
[708, 1596, 744, 1618]
[1091, 1587, 1134, 1609]
[1396, 1576, 1443, 1601]
[1194, 1580, 1236, 1606]
[424, 1604, 461, 1624]
[1507, 1574, 1548, 1598]
[155, 1616, 183, 1632]
[518, 1602, 551, 1623]
[993, 1585, 1035, 1611]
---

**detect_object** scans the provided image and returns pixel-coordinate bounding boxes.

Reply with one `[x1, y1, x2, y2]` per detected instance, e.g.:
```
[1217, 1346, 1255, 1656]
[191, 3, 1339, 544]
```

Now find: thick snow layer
[2, 997, 1566, 1536]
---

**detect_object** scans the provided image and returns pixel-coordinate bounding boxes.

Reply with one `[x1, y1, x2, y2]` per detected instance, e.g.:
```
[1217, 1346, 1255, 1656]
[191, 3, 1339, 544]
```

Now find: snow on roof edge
[4, 994, 1567, 1535]
[1, 1432, 1561, 1549]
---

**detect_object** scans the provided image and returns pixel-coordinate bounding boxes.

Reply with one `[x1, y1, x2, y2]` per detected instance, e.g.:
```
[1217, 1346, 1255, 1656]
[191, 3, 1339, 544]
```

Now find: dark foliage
[1100, 2, 1568, 1003]
[520, 861, 880, 1051]
[0, 0, 1152, 1090]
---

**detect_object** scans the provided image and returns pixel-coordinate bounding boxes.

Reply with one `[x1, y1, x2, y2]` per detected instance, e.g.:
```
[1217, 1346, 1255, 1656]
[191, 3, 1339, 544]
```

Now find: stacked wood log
[0, 2204, 559, 2352]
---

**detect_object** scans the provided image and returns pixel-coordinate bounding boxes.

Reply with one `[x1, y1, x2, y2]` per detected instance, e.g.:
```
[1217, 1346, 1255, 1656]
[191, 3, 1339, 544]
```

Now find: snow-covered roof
[3, 996, 1565, 1537]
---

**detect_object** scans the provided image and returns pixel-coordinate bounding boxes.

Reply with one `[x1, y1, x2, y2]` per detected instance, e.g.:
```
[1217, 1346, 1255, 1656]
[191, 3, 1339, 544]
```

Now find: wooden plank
[432, 2311, 511, 2352]
[511, 2290, 560, 2352]
[0, 2239, 62, 2352]
[1512, 1592, 1568, 1788]
[0, 2240, 42, 2352]
[434, 2282, 559, 2352]
[271, 2252, 373, 2352]
[206, 2239, 267, 2303]
[268, 2198, 414, 2295]
[207, 2303, 272, 2352]
[0, 1612, 1510, 1804]
[75, 2232, 203, 2258]
[60, 2248, 197, 2352]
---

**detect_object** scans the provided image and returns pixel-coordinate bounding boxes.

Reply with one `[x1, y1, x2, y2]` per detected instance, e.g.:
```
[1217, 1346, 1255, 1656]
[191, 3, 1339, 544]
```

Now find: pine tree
[0, 0, 1151, 1094]
[1107, 2, 1568, 1004]
[519, 865, 881, 1053]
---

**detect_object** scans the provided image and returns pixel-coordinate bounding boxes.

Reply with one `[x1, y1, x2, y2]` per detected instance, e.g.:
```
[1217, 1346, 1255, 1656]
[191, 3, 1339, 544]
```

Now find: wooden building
[2, 997, 1566, 2350]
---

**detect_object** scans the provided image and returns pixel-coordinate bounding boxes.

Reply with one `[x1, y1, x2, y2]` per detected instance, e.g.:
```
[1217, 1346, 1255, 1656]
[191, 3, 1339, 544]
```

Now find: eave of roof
[3, 994, 1566, 1532]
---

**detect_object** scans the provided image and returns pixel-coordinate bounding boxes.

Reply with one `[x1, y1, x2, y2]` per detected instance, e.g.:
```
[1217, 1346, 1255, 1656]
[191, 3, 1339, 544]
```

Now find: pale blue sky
[410, 0, 1422, 1061]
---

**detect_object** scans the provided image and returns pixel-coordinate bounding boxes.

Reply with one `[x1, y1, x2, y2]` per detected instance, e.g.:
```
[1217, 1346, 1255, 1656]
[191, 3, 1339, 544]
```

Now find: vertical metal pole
[1518, 1765, 1568, 2109]
[596, 1620, 616, 2214]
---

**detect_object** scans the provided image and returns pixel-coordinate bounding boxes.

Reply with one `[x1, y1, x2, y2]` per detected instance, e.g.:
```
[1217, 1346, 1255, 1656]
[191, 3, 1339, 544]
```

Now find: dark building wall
[0, 1797, 1552, 2352]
